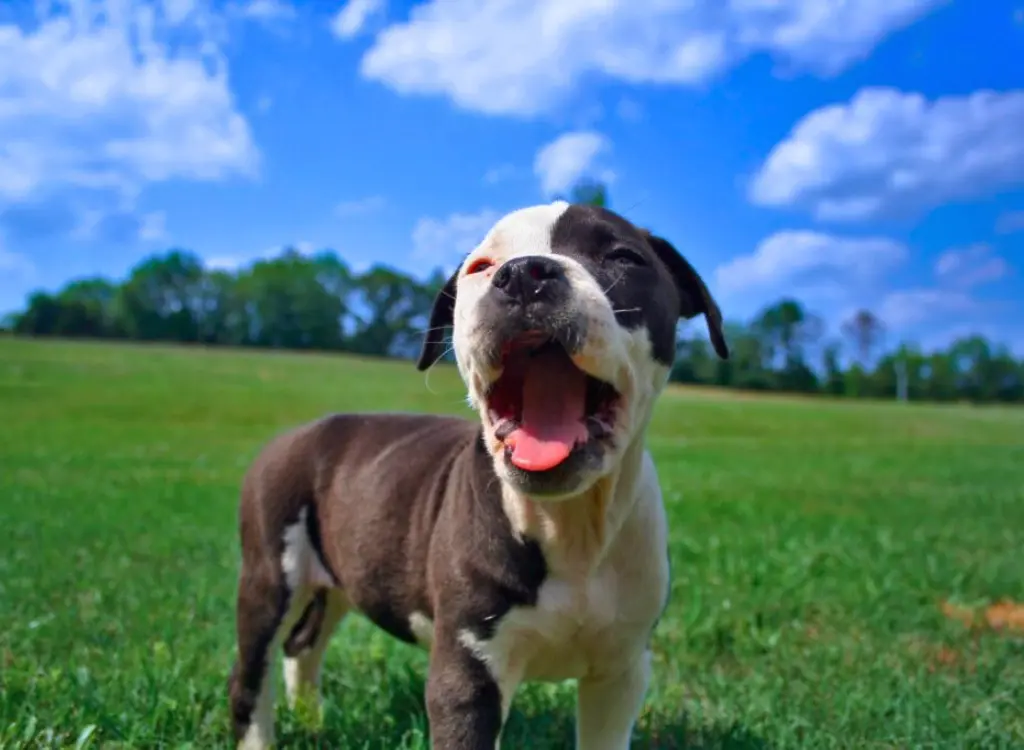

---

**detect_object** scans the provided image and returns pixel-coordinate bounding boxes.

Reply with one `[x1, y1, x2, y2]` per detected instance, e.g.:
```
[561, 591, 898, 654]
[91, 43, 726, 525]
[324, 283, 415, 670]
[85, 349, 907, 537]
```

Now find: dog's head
[417, 201, 728, 499]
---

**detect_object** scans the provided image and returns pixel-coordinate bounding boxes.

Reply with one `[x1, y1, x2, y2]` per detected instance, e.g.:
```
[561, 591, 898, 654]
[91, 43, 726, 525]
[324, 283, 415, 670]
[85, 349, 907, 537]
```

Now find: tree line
[5, 244, 1021, 405]
[3, 248, 448, 362]
[3, 181, 1021, 405]
[673, 301, 1022, 404]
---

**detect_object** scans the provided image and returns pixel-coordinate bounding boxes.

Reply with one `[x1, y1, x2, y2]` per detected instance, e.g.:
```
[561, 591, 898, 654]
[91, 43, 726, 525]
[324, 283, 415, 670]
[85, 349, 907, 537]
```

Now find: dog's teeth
[495, 419, 518, 441]
[586, 415, 613, 438]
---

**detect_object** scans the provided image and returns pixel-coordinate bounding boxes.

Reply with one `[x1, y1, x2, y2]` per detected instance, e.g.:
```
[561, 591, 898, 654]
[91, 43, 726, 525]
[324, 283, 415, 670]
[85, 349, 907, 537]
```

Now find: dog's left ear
[416, 267, 460, 371]
[643, 231, 729, 360]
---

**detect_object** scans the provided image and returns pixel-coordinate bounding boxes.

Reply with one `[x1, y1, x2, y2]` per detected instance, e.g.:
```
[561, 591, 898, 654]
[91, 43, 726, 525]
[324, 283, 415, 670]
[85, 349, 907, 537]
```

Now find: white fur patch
[408, 611, 435, 648]
[283, 656, 302, 704]
[281, 507, 335, 592]
[238, 672, 275, 750]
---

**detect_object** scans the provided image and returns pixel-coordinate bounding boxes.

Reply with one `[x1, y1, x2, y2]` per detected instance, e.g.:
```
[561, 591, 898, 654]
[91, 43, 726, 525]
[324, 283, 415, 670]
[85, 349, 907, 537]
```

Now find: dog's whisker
[611, 307, 641, 315]
[422, 344, 457, 394]
[602, 272, 626, 295]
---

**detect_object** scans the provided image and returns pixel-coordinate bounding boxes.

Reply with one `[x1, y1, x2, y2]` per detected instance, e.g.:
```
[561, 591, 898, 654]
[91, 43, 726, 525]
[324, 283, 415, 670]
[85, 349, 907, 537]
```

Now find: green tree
[236, 248, 346, 350]
[568, 178, 609, 208]
[752, 299, 821, 391]
[114, 249, 206, 342]
[347, 264, 434, 358]
[842, 309, 885, 367]
[821, 341, 846, 396]
[14, 292, 63, 336]
[58, 278, 121, 337]
[671, 334, 714, 384]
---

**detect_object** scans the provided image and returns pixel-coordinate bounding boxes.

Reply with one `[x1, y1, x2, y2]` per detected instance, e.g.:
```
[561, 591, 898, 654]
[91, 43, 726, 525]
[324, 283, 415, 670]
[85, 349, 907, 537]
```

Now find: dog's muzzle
[474, 256, 621, 478]
[478, 255, 584, 363]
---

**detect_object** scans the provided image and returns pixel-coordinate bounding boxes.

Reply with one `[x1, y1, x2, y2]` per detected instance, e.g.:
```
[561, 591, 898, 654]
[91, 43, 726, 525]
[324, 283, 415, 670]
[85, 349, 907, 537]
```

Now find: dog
[227, 200, 729, 749]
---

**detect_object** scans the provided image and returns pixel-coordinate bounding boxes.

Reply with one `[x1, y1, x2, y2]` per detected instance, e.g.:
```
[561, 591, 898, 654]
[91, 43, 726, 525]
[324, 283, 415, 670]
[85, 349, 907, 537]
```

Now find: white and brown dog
[227, 201, 729, 749]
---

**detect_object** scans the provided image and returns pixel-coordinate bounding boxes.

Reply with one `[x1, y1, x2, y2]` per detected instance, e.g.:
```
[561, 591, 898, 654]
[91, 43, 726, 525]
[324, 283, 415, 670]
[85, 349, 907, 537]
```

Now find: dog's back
[237, 412, 481, 628]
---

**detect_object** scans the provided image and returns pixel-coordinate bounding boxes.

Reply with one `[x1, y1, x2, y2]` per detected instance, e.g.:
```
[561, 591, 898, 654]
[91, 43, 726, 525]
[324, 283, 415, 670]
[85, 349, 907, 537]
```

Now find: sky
[1, 0, 1023, 354]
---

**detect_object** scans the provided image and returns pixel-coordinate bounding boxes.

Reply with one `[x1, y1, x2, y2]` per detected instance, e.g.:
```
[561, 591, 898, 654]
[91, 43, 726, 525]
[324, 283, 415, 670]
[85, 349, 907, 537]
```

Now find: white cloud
[876, 288, 978, 328]
[139, 211, 168, 242]
[234, 0, 296, 23]
[66, 200, 167, 244]
[411, 208, 500, 269]
[357, 0, 944, 117]
[918, 321, 1024, 355]
[484, 164, 518, 185]
[750, 87, 1024, 221]
[335, 195, 386, 216]
[205, 239, 317, 272]
[0, 247, 34, 277]
[534, 131, 611, 196]
[616, 98, 644, 123]
[996, 210, 1024, 234]
[934, 243, 1010, 288]
[0, 0, 260, 239]
[714, 230, 908, 298]
[850, 242, 1014, 338]
[206, 255, 247, 272]
[331, 0, 385, 40]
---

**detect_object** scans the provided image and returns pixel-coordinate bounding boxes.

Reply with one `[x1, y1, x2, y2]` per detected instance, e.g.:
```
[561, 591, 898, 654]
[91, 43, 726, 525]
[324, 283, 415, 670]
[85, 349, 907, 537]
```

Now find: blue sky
[1, 0, 1023, 354]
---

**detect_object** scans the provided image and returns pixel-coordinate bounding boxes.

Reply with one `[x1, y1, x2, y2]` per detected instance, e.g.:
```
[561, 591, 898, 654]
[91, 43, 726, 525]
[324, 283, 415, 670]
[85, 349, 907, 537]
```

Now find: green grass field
[1, 337, 1022, 749]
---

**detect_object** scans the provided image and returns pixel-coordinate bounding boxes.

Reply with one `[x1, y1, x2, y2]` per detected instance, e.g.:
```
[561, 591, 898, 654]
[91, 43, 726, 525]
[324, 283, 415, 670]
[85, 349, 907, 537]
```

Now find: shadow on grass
[274, 663, 770, 750]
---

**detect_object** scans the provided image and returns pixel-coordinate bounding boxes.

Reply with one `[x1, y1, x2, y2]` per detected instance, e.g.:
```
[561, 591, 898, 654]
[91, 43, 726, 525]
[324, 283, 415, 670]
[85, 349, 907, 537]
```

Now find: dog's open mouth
[486, 333, 620, 474]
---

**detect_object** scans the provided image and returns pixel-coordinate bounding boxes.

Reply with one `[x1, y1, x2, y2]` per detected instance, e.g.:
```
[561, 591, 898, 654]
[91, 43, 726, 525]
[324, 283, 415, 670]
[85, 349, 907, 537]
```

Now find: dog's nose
[492, 256, 567, 305]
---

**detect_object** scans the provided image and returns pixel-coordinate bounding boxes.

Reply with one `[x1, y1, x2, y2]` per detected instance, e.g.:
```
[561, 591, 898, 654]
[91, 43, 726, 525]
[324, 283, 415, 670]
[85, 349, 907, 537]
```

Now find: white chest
[515, 574, 622, 682]
[463, 560, 665, 686]
[459, 451, 671, 689]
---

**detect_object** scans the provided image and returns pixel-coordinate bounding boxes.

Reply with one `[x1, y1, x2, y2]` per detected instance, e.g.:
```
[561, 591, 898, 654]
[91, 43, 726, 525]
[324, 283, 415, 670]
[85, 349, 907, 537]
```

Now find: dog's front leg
[426, 629, 513, 750]
[575, 649, 652, 750]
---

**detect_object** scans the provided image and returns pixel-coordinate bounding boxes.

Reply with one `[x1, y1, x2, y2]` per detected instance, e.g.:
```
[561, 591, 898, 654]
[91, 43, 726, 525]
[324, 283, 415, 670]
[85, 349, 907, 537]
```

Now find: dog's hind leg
[282, 587, 349, 725]
[229, 505, 328, 749]
[228, 560, 290, 750]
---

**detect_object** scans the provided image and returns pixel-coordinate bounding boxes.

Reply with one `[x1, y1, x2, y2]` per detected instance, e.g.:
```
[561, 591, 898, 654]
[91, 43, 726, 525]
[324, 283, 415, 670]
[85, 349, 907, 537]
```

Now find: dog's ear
[416, 266, 460, 371]
[643, 231, 729, 360]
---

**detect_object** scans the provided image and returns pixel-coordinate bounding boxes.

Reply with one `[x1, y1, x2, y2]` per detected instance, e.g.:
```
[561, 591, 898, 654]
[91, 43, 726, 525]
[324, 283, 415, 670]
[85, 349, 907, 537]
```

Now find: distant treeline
[5, 245, 1022, 405]
[5, 248, 448, 362]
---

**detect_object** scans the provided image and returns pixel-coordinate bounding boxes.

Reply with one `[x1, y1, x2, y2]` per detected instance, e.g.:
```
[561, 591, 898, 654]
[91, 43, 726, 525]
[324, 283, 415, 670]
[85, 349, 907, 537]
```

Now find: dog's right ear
[416, 266, 460, 371]
[642, 230, 729, 360]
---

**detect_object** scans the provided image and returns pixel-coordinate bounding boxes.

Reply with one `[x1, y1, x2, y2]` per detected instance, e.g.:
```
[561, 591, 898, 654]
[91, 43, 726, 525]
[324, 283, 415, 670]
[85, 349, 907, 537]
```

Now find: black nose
[491, 256, 568, 305]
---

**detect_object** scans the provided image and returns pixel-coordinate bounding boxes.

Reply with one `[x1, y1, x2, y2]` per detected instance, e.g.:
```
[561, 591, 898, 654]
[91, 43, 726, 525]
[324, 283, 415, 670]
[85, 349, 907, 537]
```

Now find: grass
[1, 336, 1022, 749]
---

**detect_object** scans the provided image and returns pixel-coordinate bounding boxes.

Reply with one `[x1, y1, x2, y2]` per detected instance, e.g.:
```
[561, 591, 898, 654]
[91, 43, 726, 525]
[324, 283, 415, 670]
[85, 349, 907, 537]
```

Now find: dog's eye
[466, 258, 494, 275]
[607, 247, 645, 267]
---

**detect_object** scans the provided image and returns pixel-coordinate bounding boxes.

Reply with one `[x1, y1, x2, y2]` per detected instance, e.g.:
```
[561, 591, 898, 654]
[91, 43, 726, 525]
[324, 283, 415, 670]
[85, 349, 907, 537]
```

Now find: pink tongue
[505, 347, 589, 472]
